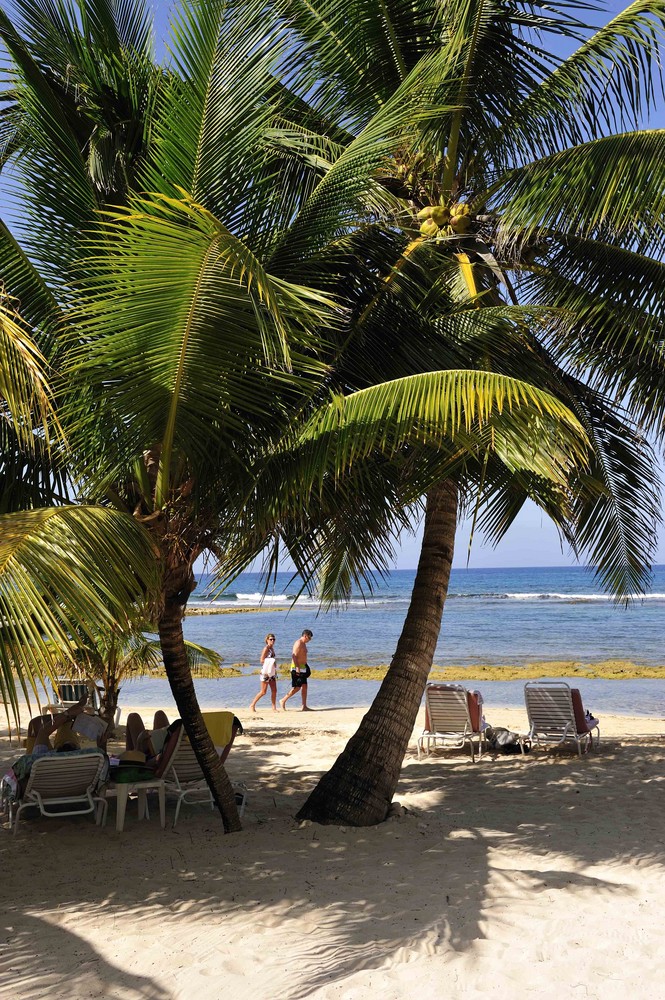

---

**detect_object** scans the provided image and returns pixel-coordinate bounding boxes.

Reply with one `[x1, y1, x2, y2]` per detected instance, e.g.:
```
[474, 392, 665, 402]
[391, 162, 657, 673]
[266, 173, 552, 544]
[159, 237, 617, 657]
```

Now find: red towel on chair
[571, 689, 594, 734]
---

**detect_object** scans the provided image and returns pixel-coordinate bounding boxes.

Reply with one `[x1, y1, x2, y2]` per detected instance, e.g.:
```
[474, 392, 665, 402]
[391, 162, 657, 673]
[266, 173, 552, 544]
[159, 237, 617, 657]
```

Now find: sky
[407, 496, 665, 570]
[1, 1, 663, 571]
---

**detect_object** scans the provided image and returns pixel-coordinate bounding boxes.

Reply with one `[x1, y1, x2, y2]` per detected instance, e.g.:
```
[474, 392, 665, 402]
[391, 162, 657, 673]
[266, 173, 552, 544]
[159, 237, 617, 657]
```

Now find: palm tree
[0, 0, 592, 832]
[253, 0, 665, 824]
[52, 626, 227, 730]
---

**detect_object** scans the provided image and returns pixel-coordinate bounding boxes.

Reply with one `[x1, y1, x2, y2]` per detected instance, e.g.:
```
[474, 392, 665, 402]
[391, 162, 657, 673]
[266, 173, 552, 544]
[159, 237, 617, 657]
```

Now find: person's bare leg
[33, 695, 87, 748]
[125, 712, 147, 750]
[269, 679, 277, 710]
[280, 688, 296, 710]
[300, 685, 311, 711]
[126, 710, 168, 755]
[28, 714, 52, 739]
[250, 682, 268, 712]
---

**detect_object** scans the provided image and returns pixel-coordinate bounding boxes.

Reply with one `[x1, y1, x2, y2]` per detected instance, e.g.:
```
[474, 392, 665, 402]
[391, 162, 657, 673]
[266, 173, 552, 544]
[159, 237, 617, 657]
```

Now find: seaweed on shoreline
[252, 660, 665, 681]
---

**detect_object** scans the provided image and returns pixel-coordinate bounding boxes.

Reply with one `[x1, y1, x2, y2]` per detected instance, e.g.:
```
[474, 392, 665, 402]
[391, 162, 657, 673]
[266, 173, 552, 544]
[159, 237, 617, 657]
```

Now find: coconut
[430, 205, 450, 226]
[450, 215, 471, 233]
[420, 218, 439, 237]
[416, 206, 434, 221]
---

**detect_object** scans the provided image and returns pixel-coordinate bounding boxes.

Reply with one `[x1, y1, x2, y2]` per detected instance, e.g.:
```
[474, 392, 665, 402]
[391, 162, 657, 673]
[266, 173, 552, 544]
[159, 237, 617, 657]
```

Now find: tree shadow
[2, 912, 171, 999]
[2, 731, 664, 999]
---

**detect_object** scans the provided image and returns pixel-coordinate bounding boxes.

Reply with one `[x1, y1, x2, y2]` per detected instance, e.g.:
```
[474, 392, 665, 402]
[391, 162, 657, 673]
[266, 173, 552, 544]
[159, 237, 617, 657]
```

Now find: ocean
[116, 565, 665, 719]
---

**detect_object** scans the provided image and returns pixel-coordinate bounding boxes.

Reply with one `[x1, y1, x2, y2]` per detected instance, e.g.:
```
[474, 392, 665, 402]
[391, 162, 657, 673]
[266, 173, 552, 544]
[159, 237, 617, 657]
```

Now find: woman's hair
[265, 633, 275, 643]
[57, 742, 79, 753]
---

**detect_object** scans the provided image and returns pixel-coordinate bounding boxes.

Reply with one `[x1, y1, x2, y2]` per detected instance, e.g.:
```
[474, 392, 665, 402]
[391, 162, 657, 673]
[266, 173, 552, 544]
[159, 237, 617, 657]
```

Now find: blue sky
[409, 496, 664, 570]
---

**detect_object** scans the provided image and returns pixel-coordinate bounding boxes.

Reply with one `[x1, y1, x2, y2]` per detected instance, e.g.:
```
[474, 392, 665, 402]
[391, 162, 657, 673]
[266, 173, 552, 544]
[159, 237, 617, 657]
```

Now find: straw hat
[119, 750, 146, 764]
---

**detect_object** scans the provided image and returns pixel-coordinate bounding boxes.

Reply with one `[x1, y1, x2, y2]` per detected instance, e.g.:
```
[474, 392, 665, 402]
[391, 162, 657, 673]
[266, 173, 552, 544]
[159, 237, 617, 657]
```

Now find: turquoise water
[24, 566, 662, 720]
[118, 675, 664, 718]
[114, 565, 665, 719]
[186, 565, 665, 669]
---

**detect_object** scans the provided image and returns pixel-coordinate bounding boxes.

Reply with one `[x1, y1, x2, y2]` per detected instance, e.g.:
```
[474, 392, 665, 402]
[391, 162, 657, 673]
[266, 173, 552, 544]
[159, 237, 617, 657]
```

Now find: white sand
[2, 702, 665, 999]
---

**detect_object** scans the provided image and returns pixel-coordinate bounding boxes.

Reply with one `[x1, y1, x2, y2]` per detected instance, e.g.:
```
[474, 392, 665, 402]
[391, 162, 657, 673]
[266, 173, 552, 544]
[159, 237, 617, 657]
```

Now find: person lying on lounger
[125, 711, 243, 768]
[3, 697, 109, 802]
[26, 695, 110, 755]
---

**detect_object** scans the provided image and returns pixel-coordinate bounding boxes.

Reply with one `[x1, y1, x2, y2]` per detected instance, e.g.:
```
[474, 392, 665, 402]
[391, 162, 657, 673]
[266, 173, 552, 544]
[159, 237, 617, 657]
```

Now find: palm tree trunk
[98, 679, 119, 731]
[296, 479, 458, 826]
[97, 649, 119, 732]
[158, 563, 241, 833]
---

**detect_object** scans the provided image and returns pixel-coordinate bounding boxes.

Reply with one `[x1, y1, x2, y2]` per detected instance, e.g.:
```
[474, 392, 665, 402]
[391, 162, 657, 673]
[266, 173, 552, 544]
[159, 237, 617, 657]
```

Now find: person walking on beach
[280, 629, 313, 711]
[250, 633, 278, 712]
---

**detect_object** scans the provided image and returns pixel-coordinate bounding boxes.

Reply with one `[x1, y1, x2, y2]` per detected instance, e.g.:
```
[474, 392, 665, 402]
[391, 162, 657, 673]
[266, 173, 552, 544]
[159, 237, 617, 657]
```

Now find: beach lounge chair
[8, 751, 108, 834]
[47, 678, 99, 714]
[524, 680, 600, 756]
[47, 678, 122, 726]
[417, 682, 485, 761]
[161, 727, 247, 828]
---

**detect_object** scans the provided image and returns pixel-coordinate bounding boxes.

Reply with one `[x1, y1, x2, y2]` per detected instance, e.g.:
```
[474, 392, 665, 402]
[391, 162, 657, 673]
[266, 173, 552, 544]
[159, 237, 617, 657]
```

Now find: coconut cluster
[417, 201, 472, 236]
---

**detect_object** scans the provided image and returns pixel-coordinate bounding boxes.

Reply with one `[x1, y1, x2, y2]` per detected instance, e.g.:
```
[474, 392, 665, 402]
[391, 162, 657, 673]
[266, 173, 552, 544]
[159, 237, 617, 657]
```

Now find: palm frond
[519, 236, 665, 431]
[297, 370, 588, 486]
[0, 505, 159, 721]
[65, 190, 337, 498]
[486, 0, 665, 163]
[494, 131, 665, 251]
[567, 402, 661, 599]
[0, 293, 57, 450]
[0, 218, 63, 352]
[146, 0, 291, 222]
[474, 388, 661, 599]
[0, 5, 98, 278]
[269, 52, 460, 271]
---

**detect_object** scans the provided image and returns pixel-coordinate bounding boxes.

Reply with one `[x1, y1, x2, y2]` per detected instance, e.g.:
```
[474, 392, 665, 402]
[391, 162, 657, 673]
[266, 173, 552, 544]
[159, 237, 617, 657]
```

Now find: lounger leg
[172, 796, 183, 829]
[115, 784, 129, 832]
[13, 801, 26, 835]
[96, 796, 108, 826]
[158, 783, 165, 829]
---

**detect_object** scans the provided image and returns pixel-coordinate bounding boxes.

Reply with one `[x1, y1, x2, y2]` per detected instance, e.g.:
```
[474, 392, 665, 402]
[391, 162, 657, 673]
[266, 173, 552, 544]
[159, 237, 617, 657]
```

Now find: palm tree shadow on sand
[2, 734, 664, 1000]
[3, 912, 171, 1000]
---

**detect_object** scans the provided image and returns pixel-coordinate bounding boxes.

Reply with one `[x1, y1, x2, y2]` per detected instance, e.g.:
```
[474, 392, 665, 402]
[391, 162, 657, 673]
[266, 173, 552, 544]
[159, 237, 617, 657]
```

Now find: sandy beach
[2, 701, 665, 999]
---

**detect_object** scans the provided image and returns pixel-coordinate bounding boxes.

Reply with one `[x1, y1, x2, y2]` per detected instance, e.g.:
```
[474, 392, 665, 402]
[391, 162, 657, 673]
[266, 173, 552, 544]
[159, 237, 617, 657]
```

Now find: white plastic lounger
[161, 729, 247, 828]
[524, 681, 600, 756]
[418, 682, 485, 762]
[10, 751, 107, 834]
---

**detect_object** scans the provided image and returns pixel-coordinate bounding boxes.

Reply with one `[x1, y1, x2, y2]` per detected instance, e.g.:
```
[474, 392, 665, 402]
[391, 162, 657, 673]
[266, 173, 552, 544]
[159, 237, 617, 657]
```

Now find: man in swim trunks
[280, 629, 313, 712]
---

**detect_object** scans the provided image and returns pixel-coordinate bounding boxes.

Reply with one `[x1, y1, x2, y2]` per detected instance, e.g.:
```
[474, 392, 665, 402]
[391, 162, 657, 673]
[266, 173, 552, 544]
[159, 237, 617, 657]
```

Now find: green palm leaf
[66, 190, 337, 500]
[520, 238, 665, 431]
[0, 506, 158, 720]
[487, 0, 665, 162]
[297, 370, 588, 483]
[269, 49, 460, 271]
[0, 295, 57, 450]
[0, 6, 97, 277]
[494, 131, 665, 248]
